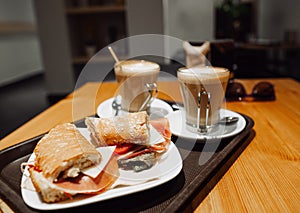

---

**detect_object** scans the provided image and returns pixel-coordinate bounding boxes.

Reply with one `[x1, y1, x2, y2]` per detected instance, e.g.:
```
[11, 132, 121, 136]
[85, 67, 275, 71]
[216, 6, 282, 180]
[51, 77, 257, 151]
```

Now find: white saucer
[167, 109, 246, 141]
[97, 98, 173, 118]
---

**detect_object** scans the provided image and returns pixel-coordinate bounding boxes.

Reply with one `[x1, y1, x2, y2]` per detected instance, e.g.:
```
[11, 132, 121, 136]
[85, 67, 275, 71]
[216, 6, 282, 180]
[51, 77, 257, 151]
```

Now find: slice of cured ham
[54, 155, 119, 195]
[150, 118, 171, 141]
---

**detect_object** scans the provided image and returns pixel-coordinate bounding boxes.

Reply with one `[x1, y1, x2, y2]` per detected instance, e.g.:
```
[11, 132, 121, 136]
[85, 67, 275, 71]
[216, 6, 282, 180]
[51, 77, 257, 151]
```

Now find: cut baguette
[85, 111, 150, 146]
[33, 123, 101, 182]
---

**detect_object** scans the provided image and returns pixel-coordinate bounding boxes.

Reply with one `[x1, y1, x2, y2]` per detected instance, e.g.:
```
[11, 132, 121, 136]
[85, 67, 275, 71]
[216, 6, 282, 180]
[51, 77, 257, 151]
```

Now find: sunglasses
[225, 81, 276, 101]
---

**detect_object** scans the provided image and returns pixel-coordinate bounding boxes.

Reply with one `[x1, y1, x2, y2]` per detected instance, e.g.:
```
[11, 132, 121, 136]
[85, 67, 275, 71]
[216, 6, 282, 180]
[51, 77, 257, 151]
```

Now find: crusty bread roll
[29, 154, 119, 203]
[29, 168, 69, 203]
[33, 123, 101, 182]
[26, 123, 124, 203]
[85, 111, 150, 146]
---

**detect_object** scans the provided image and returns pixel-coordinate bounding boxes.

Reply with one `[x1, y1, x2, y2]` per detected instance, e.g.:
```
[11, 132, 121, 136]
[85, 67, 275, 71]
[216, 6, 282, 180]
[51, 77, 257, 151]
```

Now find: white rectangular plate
[21, 128, 182, 210]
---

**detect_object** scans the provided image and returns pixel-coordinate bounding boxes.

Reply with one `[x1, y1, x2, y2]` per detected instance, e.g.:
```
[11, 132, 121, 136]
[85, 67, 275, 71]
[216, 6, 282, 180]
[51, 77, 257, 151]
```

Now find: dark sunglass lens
[252, 82, 275, 100]
[226, 82, 246, 101]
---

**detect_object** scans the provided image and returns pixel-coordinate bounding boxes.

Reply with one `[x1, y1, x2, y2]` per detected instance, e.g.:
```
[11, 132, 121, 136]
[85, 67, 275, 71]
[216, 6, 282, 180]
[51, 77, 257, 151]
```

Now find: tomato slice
[114, 143, 134, 155]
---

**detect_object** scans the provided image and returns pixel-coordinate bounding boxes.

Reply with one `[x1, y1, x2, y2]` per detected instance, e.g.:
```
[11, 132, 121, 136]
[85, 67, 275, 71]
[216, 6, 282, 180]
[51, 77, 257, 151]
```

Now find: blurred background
[0, 0, 300, 139]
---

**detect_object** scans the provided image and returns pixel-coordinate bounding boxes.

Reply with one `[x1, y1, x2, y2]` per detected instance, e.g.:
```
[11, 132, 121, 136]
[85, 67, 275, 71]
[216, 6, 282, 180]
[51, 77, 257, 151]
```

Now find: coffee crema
[114, 60, 160, 112]
[178, 67, 229, 129]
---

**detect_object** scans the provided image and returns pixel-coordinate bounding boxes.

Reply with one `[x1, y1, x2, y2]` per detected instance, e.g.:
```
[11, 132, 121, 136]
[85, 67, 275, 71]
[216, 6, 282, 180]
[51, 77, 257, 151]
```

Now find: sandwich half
[33, 123, 101, 182]
[28, 123, 118, 203]
[85, 112, 172, 172]
[86, 111, 150, 147]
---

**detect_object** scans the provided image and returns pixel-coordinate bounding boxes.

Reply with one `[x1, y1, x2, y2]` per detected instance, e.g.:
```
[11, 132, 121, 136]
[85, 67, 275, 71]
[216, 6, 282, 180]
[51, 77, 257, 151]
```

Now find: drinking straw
[108, 46, 120, 63]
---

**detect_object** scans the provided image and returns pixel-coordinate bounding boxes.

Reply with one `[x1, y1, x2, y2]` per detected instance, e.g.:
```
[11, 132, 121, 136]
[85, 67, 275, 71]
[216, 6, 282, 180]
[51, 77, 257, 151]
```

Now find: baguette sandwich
[27, 123, 118, 203]
[85, 111, 150, 147]
[85, 111, 172, 172]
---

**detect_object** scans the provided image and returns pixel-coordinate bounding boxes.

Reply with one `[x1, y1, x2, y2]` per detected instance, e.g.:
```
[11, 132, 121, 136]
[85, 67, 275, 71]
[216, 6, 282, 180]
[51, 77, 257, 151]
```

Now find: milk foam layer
[118, 60, 160, 74]
[178, 67, 229, 84]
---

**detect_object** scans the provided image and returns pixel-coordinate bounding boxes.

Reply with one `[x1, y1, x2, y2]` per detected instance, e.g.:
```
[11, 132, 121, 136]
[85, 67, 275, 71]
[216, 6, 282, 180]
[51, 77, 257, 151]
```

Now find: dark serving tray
[0, 113, 254, 213]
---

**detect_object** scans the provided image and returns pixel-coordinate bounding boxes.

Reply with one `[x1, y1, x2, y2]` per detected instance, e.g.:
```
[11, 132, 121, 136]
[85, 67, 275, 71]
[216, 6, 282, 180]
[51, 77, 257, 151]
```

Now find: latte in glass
[178, 67, 229, 132]
[114, 60, 160, 112]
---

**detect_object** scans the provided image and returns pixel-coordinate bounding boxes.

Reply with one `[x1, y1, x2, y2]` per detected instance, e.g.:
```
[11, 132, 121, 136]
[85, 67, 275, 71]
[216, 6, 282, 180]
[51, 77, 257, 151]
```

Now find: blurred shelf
[64, 0, 127, 75]
[66, 5, 126, 15]
[72, 55, 113, 64]
[0, 22, 36, 35]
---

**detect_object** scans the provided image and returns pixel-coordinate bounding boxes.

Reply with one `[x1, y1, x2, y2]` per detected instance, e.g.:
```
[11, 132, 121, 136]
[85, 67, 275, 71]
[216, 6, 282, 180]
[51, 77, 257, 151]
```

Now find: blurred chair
[189, 39, 236, 73]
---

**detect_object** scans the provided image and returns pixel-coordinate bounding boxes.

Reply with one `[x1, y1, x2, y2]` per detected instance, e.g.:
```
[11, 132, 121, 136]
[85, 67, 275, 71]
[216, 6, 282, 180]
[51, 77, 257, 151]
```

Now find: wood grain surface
[0, 78, 299, 212]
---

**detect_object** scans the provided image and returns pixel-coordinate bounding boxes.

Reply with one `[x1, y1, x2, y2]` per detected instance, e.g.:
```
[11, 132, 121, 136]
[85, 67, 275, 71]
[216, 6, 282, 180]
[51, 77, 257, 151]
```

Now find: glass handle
[197, 90, 211, 133]
[138, 83, 158, 112]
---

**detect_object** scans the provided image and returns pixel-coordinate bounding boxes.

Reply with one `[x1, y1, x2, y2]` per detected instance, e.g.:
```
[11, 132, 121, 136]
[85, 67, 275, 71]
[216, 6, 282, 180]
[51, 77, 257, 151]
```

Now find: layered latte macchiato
[114, 60, 160, 112]
[178, 67, 229, 131]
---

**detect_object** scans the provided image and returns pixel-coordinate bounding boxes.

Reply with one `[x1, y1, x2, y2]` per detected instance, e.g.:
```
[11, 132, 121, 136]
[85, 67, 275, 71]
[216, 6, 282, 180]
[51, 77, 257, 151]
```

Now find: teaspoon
[219, 116, 239, 125]
[112, 96, 122, 116]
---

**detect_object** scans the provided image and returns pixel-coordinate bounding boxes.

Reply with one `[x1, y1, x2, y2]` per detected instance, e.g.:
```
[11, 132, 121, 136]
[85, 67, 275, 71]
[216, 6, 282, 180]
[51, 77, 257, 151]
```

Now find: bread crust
[86, 111, 150, 146]
[34, 123, 101, 181]
[29, 167, 68, 203]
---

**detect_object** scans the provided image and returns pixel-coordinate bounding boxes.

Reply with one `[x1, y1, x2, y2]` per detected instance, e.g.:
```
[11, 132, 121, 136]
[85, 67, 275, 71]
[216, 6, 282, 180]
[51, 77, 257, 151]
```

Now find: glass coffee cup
[177, 66, 230, 133]
[114, 60, 160, 113]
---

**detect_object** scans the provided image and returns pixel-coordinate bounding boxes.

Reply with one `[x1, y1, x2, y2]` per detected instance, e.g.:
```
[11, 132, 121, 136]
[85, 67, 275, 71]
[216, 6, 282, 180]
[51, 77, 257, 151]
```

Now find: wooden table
[1, 78, 300, 212]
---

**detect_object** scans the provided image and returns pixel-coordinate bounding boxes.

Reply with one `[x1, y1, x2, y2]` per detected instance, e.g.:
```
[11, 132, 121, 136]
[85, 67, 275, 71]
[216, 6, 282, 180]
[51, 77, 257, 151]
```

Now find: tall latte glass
[114, 60, 160, 112]
[178, 67, 230, 133]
